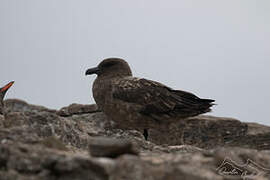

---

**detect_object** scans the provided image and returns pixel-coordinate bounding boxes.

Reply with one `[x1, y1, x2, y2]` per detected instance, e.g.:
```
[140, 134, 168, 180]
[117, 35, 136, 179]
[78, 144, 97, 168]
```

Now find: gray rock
[89, 137, 139, 158]
[1, 99, 270, 180]
[0, 114, 4, 128]
[0, 143, 110, 180]
[57, 103, 100, 117]
[4, 99, 56, 114]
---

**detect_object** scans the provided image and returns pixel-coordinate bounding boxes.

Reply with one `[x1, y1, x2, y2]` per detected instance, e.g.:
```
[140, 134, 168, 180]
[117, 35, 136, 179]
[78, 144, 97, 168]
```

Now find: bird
[85, 58, 215, 140]
[0, 81, 14, 115]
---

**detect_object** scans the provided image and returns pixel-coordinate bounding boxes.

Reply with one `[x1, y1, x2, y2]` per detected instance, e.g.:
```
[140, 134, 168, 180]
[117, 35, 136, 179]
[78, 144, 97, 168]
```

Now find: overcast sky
[0, 0, 269, 125]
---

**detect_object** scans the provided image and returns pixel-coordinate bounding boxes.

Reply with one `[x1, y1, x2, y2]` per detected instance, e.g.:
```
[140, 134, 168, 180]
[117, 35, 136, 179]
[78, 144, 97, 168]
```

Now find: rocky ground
[0, 99, 270, 180]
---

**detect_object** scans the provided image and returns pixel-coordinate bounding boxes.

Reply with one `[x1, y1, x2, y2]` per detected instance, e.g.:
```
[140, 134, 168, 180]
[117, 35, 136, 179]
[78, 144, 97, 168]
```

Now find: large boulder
[0, 99, 270, 180]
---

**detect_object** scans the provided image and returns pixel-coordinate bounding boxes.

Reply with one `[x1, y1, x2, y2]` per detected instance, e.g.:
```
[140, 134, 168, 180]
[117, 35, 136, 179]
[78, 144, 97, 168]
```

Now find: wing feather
[112, 78, 214, 120]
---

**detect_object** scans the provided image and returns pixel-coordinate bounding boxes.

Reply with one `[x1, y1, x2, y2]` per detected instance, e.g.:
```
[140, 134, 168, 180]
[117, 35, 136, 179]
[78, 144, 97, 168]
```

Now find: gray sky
[1, 0, 270, 125]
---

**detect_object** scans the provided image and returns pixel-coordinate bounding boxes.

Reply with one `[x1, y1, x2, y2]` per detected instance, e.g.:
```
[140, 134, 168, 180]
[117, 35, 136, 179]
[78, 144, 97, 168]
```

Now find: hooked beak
[1, 81, 14, 93]
[85, 67, 100, 76]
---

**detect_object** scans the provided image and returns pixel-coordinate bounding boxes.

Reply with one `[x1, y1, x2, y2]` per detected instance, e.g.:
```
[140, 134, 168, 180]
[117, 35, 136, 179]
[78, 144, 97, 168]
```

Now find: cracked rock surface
[0, 99, 270, 180]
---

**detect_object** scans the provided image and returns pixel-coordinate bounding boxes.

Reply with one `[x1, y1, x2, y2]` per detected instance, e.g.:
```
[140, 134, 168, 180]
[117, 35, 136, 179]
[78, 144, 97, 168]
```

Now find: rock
[89, 137, 139, 158]
[0, 143, 110, 180]
[247, 122, 270, 135]
[3, 112, 27, 128]
[57, 103, 100, 117]
[0, 126, 41, 145]
[148, 115, 248, 148]
[40, 136, 69, 151]
[111, 147, 270, 180]
[168, 145, 205, 153]
[3, 142, 269, 180]
[0, 114, 4, 128]
[4, 99, 56, 114]
[1, 98, 270, 179]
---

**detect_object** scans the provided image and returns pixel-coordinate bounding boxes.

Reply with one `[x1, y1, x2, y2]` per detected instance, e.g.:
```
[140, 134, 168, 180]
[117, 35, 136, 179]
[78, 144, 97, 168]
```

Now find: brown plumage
[85, 58, 214, 139]
[0, 81, 14, 115]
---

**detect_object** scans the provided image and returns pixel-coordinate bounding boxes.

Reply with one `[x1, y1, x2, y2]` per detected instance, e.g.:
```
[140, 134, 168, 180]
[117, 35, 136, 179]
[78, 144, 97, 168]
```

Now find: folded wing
[112, 78, 215, 120]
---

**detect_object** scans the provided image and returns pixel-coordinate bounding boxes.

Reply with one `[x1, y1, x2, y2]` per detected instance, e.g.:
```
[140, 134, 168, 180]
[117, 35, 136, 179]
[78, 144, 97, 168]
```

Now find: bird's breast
[92, 78, 113, 111]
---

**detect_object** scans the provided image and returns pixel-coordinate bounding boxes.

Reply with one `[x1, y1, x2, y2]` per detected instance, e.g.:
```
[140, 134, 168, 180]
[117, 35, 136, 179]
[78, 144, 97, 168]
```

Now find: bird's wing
[112, 77, 214, 120]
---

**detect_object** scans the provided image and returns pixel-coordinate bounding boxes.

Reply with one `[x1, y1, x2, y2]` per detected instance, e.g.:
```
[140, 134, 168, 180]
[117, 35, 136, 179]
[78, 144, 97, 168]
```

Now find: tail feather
[169, 89, 216, 117]
[200, 98, 215, 103]
[198, 98, 215, 113]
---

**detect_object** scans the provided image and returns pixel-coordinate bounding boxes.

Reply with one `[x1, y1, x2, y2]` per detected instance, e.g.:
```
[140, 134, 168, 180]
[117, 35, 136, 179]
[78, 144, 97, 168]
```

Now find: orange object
[1, 81, 14, 92]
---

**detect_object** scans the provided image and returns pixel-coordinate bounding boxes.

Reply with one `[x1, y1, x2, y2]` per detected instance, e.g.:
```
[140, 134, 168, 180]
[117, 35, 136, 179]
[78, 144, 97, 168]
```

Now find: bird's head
[0, 81, 14, 101]
[85, 58, 132, 78]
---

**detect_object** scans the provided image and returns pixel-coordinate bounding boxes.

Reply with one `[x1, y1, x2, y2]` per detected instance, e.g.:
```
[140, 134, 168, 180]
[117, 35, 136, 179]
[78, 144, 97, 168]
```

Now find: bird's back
[110, 77, 215, 122]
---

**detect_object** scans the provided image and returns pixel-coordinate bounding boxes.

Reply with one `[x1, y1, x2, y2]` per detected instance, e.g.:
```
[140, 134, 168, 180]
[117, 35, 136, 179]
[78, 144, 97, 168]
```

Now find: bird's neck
[98, 74, 132, 80]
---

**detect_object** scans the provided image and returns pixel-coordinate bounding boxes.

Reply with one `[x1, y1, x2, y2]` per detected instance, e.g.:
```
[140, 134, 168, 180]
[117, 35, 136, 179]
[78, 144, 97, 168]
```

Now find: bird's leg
[143, 129, 148, 141]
